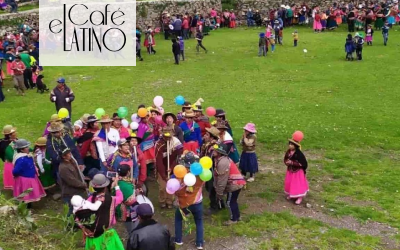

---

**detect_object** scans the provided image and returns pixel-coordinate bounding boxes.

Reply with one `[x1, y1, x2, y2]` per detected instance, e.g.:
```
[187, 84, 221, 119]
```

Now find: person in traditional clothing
[176, 101, 192, 126]
[375, 8, 384, 30]
[326, 8, 338, 30]
[127, 133, 147, 191]
[179, 110, 202, 154]
[42, 114, 61, 137]
[347, 7, 356, 32]
[59, 147, 87, 215]
[137, 112, 156, 178]
[162, 112, 184, 144]
[93, 115, 120, 172]
[0, 125, 18, 190]
[46, 122, 84, 180]
[149, 107, 163, 141]
[112, 113, 130, 139]
[239, 123, 258, 182]
[111, 139, 138, 183]
[193, 101, 211, 137]
[213, 143, 246, 225]
[12, 139, 46, 208]
[200, 127, 219, 158]
[34, 137, 56, 190]
[215, 122, 240, 164]
[114, 164, 137, 233]
[155, 127, 183, 208]
[214, 109, 233, 136]
[174, 151, 204, 250]
[365, 24, 374, 45]
[313, 11, 322, 32]
[284, 134, 308, 205]
[76, 115, 100, 176]
[229, 10, 236, 28]
[75, 174, 124, 250]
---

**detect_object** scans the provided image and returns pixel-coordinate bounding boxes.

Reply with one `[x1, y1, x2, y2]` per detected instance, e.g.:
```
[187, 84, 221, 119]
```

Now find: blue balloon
[190, 162, 203, 176]
[170, 174, 176, 179]
[175, 95, 185, 105]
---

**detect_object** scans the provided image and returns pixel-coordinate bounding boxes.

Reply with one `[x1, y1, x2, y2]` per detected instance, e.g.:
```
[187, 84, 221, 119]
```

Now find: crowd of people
[0, 85, 310, 249]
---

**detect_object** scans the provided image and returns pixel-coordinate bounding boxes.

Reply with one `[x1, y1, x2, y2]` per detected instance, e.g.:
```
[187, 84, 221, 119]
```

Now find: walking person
[178, 37, 185, 61]
[172, 38, 180, 65]
[19, 50, 34, 89]
[258, 33, 266, 57]
[50, 77, 75, 118]
[10, 55, 26, 96]
[382, 21, 389, 46]
[195, 31, 207, 53]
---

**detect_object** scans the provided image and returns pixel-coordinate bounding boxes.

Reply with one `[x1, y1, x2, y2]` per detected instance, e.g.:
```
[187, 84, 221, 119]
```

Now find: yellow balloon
[200, 156, 213, 169]
[58, 108, 69, 119]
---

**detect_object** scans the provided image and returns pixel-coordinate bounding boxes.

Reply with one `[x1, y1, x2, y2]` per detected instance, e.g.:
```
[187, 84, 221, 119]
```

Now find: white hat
[74, 120, 83, 129]
[169, 24, 174, 30]
[71, 195, 102, 214]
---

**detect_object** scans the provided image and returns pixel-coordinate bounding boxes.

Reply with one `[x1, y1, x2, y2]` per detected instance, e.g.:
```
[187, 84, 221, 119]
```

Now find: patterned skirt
[239, 152, 258, 173]
[284, 169, 309, 198]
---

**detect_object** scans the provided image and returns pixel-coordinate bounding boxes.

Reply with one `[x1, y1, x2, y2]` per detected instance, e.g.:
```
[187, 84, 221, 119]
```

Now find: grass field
[1, 25, 400, 250]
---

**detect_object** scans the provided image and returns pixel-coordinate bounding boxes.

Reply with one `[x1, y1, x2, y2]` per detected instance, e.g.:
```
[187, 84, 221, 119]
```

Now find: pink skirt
[313, 20, 322, 30]
[284, 169, 309, 198]
[13, 176, 46, 203]
[3, 162, 14, 190]
[365, 36, 373, 42]
[266, 31, 271, 38]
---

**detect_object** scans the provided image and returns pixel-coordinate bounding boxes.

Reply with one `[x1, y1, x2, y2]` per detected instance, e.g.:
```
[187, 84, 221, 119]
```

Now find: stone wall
[0, 9, 38, 35]
[137, 0, 222, 29]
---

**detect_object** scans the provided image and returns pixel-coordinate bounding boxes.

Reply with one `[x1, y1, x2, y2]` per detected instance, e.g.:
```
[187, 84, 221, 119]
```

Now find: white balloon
[303, 49, 308, 53]
[184, 173, 196, 187]
[122, 119, 129, 128]
[131, 113, 141, 123]
[130, 121, 139, 130]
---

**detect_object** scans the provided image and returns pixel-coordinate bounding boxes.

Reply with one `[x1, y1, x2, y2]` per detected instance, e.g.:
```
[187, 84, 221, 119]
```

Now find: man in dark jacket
[127, 203, 175, 250]
[171, 39, 180, 65]
[50, 77, 75, 117]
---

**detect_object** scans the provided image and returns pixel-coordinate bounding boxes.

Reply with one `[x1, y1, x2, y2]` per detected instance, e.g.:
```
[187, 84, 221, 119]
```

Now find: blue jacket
[13, 155, 36, 178]
[112, 154, 139, 179]
[173, 19, 182, 30]
[46, 134, 83, 167]
[179, 122, 203, 146]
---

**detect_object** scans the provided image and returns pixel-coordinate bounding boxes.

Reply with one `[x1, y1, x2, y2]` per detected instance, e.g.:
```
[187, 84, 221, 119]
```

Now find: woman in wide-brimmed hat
[93, 115, 120, 172]
[239, 123, 258, 182]
[215, 121, 240, 164]
[77, 174, 124, 250]
[112, 113, 130, 139]
[76, 115, 100, 176]
[163, 112, 184, 144]
[284, 132, 309, 205]
[0, 125, 18, 190]
[214, 109, 233, 137]
[136, 110, 156, 177]
[34, 137, 56, 189]
[176, 101, 192, 126]
[42, 114, 61, 137]
[127, 132, 148, 192]
[12, 139, 46, 207]
[179, 110, 202, 154]
[148, 107, 163, 141]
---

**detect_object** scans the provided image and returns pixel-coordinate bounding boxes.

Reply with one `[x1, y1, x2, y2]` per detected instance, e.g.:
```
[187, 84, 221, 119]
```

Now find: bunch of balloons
[166, 156, 213, 194]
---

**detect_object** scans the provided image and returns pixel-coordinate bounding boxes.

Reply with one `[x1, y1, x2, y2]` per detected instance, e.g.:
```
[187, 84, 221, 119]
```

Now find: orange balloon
[173, 165, 187, 179]
[138, 108, 148, 118]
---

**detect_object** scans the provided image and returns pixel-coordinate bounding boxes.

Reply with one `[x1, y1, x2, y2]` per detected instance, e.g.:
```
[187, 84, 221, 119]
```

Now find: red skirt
[183, 141, 199, 154]
[142, 147, 155, 164]
[230, 21, 236, 28]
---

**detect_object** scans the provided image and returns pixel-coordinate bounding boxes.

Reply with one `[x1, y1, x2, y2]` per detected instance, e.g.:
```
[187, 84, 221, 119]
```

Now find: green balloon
[95, 108, 105, 118]
[117, 107, 128, 118]
[199, 169, 212, 182]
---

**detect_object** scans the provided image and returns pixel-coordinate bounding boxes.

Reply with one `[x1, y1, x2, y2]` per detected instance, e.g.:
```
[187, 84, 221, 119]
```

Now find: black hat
[112, 113, 122, 120]
[182, 151, 198, 167]
[127, 133, 142, 144]
[87, 115, 99, 123]
[214, 143, 228, 155]
[215, 109, 226, 117]
[137, 203, 154, 217]
[117, 164, 131, 177]
[162, 112, 177, 124]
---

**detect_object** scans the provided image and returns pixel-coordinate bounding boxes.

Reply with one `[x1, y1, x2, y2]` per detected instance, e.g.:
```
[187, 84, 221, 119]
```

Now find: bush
[222, 0, 238, 10]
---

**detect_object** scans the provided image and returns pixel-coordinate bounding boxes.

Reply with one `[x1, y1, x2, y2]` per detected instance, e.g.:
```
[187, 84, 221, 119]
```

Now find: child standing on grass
[196, 30, 207, 53]
[239, 123, 258, 182]
[136, 37, 143, 61]
[382, 22, 389, 46]
[178, 36, 185, 61]
[172, 38, 180, 65]
[278, 27, 283, 45]
[354, 33, 364, 61]
[365, 24, 374, 46]
[266, 22, 272, 38]
[292, 30, 299, 47]
[273, 20, 280, 41]
[269, 34, 276, 53]
[345, 34, 355, 61]
[258, 33, 266, 57]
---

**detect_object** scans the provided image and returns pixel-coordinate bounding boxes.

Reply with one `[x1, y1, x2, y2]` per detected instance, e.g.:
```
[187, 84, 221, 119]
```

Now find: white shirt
[96, 128, 120, 162]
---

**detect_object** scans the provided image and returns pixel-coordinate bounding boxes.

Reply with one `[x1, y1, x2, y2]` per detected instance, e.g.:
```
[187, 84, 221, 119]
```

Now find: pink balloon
[158, 107, 165, 115]
[292, 131, 304, 142]
[206, 107, 216, 117]
[166, 178, 180, 192]
[153, 96, 164, 107]
[166, 188, 175, 195]
[155, 116, 163, 124]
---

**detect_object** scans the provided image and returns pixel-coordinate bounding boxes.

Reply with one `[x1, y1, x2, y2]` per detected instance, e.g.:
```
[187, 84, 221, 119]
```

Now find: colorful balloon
[121, 119, 129, 128]
[166, 178, 180, 192]
[199, 169, 212, 182]
[166, 188, 175, 195]
[138, 108, 148, 118]
[58, 108, 69, 119]
[95, 108, 105, 118]
[190, 162, 203, 176]
[173, 165, 187, 179]
[206, 107, 216, 117]
[175, 95, 185, 105]
[153, 96, 164, 107]
[117, 107, 128, 118]
[292, 131, 304, 142]
[183, 173, 196, 187]
[131, 113, 141, 123]
[130, 122, 139, 130]
[199, 156, 212, 169]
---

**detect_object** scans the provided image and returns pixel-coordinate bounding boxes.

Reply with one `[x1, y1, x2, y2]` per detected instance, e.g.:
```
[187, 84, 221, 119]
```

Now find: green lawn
[1, 25, 400, 249]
